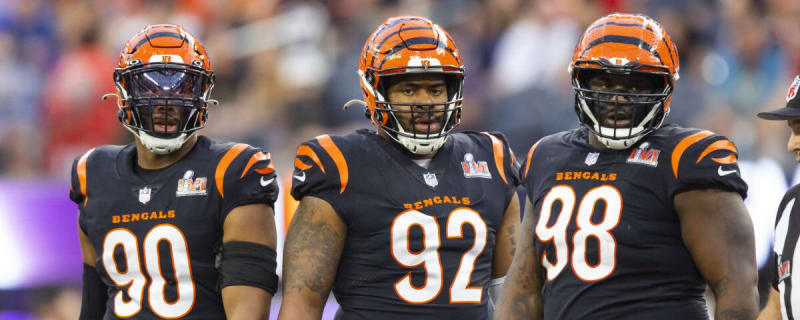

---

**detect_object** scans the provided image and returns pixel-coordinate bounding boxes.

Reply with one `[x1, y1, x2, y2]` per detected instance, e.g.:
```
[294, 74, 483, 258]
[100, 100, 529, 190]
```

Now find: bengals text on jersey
[519, 124, 746, 319]
[290, 129, 518, 319]
[70, 136, 278, 319]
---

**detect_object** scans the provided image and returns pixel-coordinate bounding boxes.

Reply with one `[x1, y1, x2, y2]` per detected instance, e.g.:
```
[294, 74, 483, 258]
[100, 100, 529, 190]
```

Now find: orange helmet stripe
[580, 23, 676, 68]
[586, 21, 675, 64]
[580, 35, 666, 66]
[572, 13, 679, 79]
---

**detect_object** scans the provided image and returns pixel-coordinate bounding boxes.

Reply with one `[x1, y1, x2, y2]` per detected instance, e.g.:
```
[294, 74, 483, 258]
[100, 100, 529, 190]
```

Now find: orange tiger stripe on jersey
[524, 139, 543, 179]
[696, 140, 738, 164]
[255, 163, 275, 175]
[240, 152, 274, 178]
[215, 144, 248, 199]
[77, 148, 96, 206]
[295, 145, 325, 173]
[282, 173, 299, 235]
[317, 135, 349, 194]
[481, 132, 507, 184]
[671, 131, 713, 179]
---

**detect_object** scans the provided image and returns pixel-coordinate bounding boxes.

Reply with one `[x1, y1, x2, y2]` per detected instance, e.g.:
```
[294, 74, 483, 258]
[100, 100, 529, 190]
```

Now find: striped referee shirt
[774, 184, 800, 319]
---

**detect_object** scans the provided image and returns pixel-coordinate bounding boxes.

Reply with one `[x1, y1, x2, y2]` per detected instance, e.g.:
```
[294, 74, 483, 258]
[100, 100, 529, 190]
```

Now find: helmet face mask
[573, 67, 671, 148]
[118, 62, 212, 137]
[111, 25, 215, 154]
[358, 16, 465, 155]
[569, 14, 680, 150]
[372, 72, 463, 154]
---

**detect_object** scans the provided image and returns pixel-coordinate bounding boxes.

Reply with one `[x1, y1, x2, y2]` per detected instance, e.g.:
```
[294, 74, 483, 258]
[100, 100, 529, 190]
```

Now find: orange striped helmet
[356, 16, 464, 154]
[569, 13, 679, 150]
[109, 24, 215, 154]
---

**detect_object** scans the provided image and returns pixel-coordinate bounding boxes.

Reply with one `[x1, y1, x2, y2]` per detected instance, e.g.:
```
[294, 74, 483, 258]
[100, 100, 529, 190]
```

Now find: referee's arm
[758, 288, 780, 320]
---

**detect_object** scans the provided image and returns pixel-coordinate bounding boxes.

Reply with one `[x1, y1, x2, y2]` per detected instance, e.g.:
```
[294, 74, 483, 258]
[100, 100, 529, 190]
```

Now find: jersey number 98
[536, 185, 622, 282]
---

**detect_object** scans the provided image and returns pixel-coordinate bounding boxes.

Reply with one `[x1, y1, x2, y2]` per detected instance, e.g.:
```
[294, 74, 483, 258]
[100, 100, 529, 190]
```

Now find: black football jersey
[69, 136, 278, 320]
[290, 129, 518, 320]
[771, 184, 800, 319]
[519, 124, 747, 320]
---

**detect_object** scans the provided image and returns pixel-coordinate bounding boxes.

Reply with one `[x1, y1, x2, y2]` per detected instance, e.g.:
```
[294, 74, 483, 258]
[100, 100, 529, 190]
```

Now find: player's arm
[490, 192, 521, 302]
[78, 213, 108, 320]
[674, 189, 758, 320]
[220, 204, 278, 320]
[495, 197, 544, 320]
[278, 196, 346, 320]
[757, 288, 781, 320]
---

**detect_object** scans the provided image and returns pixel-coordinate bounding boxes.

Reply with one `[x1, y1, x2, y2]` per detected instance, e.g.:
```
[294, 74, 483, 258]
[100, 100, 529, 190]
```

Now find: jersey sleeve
[481, 132, 521, 211]
[518, 137, 545, 187]
[217, 144, 279, 219]
[290, 136, 348, 216]
[70, 148, 95, 234]
[69, 158, 85, 205]
[669, 131, 748, 199]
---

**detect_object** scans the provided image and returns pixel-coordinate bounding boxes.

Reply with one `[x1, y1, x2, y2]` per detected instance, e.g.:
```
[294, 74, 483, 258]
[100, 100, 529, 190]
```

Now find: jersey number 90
[102, 224, 195, 318]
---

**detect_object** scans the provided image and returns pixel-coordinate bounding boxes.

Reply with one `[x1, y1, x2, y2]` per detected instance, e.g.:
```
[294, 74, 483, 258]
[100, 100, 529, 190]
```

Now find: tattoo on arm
[283, 198, 344, 302]
[510, 223, 540, 316]
[497, 199, 543, 320]
[508, 225, 516, 257]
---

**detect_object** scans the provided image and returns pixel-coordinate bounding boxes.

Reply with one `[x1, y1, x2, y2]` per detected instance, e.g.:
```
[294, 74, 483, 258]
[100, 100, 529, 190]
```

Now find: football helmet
[106, 24, 215, 154]
[569, 13, 679, 150]
[352, 16, 464, 155]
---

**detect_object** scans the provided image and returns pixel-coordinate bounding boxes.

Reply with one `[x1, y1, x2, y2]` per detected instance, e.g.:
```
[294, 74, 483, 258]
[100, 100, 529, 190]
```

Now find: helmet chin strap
[125, 126, 192, 155]
[595, 133, 643, 150]
[397, 134, 447, 155]
[578, 95, 665, 150]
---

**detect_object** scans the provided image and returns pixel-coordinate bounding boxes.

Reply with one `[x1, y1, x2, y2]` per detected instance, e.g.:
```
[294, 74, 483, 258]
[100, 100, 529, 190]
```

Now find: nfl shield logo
[139, 186, 151, 204]
[585, 152, 599, 166]
[423, 173, 438, 188]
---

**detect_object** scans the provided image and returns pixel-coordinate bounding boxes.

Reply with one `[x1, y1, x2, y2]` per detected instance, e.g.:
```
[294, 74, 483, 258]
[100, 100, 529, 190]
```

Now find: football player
[496, 13, 759, 319]
[72, 24, 279, 320]
[278, 16, 520, 320]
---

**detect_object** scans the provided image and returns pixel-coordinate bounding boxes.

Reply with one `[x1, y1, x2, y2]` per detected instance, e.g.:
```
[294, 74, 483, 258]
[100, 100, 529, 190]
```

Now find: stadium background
[0, 0, 797, 318]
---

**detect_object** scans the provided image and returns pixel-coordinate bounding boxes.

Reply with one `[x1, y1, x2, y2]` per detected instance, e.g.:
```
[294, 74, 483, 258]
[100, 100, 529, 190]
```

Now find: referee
[758, 75, 800, 319]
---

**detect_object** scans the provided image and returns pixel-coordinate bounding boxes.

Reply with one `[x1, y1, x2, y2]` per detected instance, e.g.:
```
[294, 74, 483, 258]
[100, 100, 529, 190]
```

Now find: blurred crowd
[2, 0, 800, 318]
[1, 0, 798, 180]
